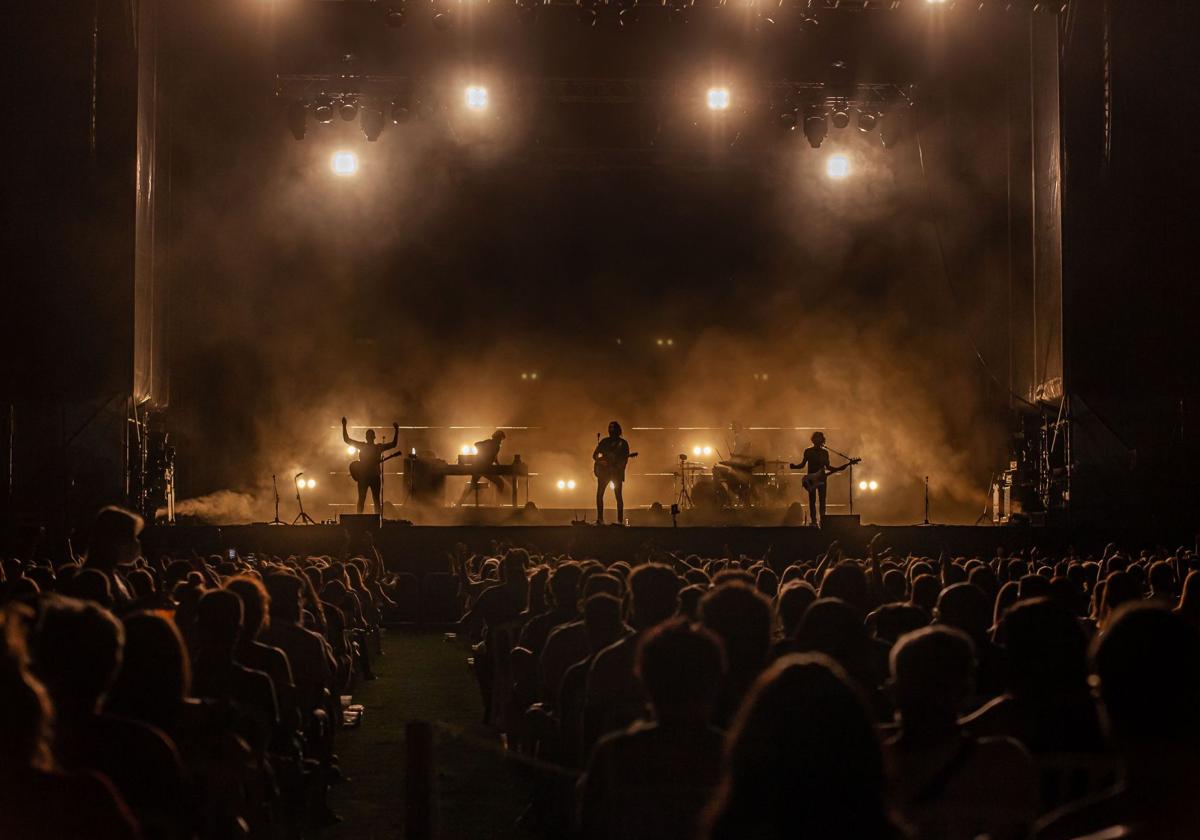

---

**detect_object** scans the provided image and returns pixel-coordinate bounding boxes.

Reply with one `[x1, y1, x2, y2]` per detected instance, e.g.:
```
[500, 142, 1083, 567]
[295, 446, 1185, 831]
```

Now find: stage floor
[142, 519, 1092, 572]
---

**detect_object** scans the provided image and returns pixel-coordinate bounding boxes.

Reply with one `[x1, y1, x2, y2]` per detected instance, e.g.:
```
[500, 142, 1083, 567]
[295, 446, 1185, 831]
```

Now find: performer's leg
[614, 480, 624, 524]
[356, 481, 368, 514]
[369, 478, 382, 514]
[818, 485, 828, 523]
[806, 486, 818, 526]
[595, 478, 606, 523]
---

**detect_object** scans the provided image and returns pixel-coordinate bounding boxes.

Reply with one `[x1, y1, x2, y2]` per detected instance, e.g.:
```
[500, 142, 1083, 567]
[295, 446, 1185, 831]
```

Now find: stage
[140, 516, 1188, 574]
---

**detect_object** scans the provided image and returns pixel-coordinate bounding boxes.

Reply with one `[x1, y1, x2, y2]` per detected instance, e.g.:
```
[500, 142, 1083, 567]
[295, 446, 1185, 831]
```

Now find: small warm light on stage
[330, 150, 358, 176]
[706, 87, 731, 111]
[556, 479, 577, 491]
[826, 153, 850, 179]
[347, 446, 358, 456]
[869, 480, 879, 491]
[465, 86, 488, 111]
[307, 478, 317, 489]
[859, 479, 880, 492]
[461, 444, 478, 456]
[693, 445, 714, 457]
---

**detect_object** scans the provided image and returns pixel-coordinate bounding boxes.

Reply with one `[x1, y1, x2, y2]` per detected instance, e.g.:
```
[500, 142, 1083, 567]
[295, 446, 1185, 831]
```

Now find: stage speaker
[339, 513, 381, 532]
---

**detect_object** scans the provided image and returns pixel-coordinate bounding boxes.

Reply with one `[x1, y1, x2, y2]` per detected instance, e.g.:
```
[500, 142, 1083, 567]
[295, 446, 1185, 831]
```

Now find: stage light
[802, 106, 827, 149]
[831, 107, 850, 129]
[869, 480, 879, 491]
[567, 479, 576, 490]
[926, 0, 948, 4]
[666, 338, 674, 346]
[361, 106, 385, 141]
[530, 372, 538, 380]
[286, 101, 307, 141]
[347, 446, 358, 456]
[338, 99, 358, 121]
[465, 86, 488, 111]
[331, 151, 358, 176]
[306, 478, 317, 489]
[557, 479, 566, 490]
[826, 153, 850, 179]
[859, 480, 868, 491]
[857, 110, 878, 132]
[706, 87, 731, 112]
[460, 444, 478, 456]
[693, 446, 702, 457]
[703, 446, 713, 457]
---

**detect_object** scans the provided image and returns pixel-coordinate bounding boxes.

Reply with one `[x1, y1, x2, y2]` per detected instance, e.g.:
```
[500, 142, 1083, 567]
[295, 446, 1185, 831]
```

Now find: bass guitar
[791, 457, 862, 492]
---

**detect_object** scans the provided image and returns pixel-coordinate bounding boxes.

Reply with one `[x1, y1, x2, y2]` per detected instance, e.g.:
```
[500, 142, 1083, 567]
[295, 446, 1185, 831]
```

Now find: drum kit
[675, 452, 793, 512]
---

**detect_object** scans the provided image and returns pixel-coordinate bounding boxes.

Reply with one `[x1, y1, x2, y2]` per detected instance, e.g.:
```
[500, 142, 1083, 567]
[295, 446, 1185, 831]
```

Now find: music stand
[292, 473, 318, 525]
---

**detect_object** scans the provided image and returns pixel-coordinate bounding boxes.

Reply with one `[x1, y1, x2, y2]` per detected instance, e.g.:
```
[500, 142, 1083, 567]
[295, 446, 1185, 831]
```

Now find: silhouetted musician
[789, 431, 856, 527]
[459, 430, 507, 505]
[593, 421, 636, 525]
[343, 417, 399, 514]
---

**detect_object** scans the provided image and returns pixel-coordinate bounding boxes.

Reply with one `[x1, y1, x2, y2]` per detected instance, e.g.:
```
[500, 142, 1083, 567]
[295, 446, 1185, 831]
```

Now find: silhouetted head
[264, 572, 304, 623]
[492, 430, 506, 441]
[365, 428, 376, 444]
[776, 580, 817, 638]
[705, 654, 892, 840]
[891, 625, 976, 727]
[582, 593, 624, 652]
[1093, 603, 1200, 748]
[910, 574, 941, 614]
[811, 431, 826, 446]
[819, 561, 870, 616]
[106, 612, 190, 727]
[501, 548, 529, 583]
[195, 589, 244, 656]
[794, 597, 867, 668]
[226, 575, 270, 641]
[608, 421, 622, 437]
[628, 563, 681, 629]
[868, 603, 929, 645]
[700, 583, 773, 675]
[636, 618, 726, 723]
[548, 562, 582, 610]
[84, 505, 143, 572]
[934, 582, 992, 641]
[30, 595, 124, 714]
[997, 597, 1089, 699]
[0, 605, 54, 772]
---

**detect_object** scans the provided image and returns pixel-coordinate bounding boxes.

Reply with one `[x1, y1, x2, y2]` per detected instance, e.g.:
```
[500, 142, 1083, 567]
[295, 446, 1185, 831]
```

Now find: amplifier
[821, 514, 861, 528]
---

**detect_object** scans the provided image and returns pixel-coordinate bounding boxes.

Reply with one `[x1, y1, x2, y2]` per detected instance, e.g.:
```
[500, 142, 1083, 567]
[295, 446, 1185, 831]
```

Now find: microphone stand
[826, 445, 856, 517]
[293, 473, 317, 525]
[269, 474, 285, 525]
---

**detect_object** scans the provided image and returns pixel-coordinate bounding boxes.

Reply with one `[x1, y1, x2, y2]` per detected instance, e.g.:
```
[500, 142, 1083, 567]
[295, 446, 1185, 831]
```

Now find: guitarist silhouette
[789, 431, 859, 527]
[593, 421, 636, 525]
[343, 417, 399, 514]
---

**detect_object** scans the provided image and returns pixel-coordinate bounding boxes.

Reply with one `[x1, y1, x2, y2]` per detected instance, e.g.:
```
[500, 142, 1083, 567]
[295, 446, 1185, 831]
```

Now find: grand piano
[404, 452, 530, 508]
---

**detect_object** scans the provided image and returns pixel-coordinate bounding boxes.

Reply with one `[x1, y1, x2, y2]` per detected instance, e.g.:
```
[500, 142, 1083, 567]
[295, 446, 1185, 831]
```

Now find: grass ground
[314, 630, 542, 840]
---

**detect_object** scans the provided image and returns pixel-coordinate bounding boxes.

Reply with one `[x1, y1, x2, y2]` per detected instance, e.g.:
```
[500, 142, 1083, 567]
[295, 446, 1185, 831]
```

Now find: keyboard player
[457, 430, 507, 505]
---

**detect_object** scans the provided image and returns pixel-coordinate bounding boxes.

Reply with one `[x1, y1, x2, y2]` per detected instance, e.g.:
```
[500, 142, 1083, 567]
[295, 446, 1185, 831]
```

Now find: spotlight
[859, 480, 868, 491]
[706, 87, 731, 111]
[464, 85, 488, 111]
[703, 446, 713, 457]
[461, 444, 478, 456]
[361, 106, 385, 141]
[313, 95, 334, 124]
[557, 479, 566, 490]
[779, 110, 797, 131]
[330, 151, 359, 176]
[868, 480, 879, 491]
[390, 99, 411, 124]
[826, 153, 850, 179]
[802, 106, 827, 149]
[338, 99, 358, 121]
[857, 110, 878, 132]
[693, 446, 702, 456]
[530, 372, 538, 380]
[567, 479, 576, 490]
[347, 446, 358, 456]
[286, 101, 307, 141]
[831, 106, 850, 130]
[306, 478, 317, 489]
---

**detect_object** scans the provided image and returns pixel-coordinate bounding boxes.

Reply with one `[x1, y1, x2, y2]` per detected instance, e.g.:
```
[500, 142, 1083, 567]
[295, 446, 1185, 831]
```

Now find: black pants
[596, 477, 623, 523]
[356, 477, 381, 514]
[807, 483, 827, 525]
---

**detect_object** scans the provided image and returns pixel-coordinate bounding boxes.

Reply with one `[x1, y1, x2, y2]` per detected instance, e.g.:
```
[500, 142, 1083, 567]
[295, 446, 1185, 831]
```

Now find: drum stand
[675, 455, 695, 511]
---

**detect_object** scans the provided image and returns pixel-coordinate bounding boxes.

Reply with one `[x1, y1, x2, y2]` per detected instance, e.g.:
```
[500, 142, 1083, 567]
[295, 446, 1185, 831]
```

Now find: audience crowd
[3, 504, 1198, 840]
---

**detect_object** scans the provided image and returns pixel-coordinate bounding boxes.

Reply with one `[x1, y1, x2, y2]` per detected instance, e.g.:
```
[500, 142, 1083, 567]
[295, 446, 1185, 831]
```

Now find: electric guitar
[349, 451, 403, 483]
[791, 457, 862, 492]
[593, 448, 638, 480]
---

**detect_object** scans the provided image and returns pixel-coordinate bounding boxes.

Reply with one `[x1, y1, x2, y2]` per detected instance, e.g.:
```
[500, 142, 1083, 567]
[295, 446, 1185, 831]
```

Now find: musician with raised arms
[343, 417, 400, 514]
[790, 431, 859, 527]
[593, 421, 636, 525]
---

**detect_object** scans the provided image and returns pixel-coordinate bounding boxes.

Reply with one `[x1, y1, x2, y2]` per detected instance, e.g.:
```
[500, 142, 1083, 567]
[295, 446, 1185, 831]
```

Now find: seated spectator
[519, 562, 582, 657]
[704, 653, 901, 840]
[699, 583, 774, 727]
[963, 598, 1104, 755]
[583, 564, 680, 753]
[886, 626, 1037, 840]
[261, 572, 334, 713]
[225, 575, 298, 725]
[558, 594, 630, 768]
[578, 619, 727, 840]
[540, 573, 622, 710]
[0, 605, 139, 840]
[1035, 604, 1200, 840]
[30, 595, 185, 838]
